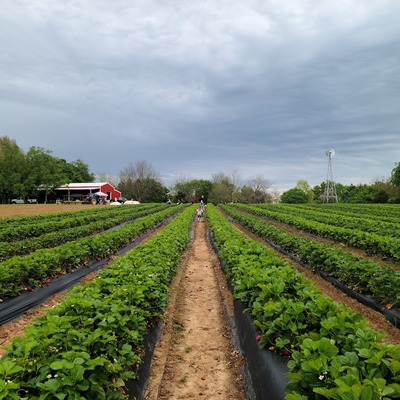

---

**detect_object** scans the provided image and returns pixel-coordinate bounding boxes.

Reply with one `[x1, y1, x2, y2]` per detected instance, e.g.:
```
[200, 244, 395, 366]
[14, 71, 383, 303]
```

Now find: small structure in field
[39, 182, 122, 203]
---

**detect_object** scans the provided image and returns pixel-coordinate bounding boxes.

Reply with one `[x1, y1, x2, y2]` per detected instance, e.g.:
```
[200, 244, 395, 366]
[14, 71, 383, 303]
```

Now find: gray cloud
[1, 0, 399, 191]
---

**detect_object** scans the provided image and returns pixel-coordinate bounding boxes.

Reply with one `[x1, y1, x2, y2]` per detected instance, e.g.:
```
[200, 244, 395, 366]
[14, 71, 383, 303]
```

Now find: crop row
[207, 205, 400, 399]
[231, 203, 400, 261]
[0, 205, 194, 399]
[0, 204, 162, 242]
[0, 204, 169, 261]
[0, 205, 186, 299]
[300, 203, 400, 222]
[221, 204, 400, 308]
[258, 203, 400, 239]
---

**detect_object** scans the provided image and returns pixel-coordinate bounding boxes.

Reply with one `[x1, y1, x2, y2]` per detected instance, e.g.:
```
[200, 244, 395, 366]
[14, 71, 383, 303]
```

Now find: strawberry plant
[221, 204, 400, 308]
[207, 205, 400, 399]
[232, 203, 400, 261]
[0, 204, 168, 261]
[0, 205, 185, 298]
[0, 205, 194, 399]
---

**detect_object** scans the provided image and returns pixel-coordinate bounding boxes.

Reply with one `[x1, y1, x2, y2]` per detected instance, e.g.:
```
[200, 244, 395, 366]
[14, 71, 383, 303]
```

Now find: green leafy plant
[207, 205, 400, 400]
[0, 205, 195, 399]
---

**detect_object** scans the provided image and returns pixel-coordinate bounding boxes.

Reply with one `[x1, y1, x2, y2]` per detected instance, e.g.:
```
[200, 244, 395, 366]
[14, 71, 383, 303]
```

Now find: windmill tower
[323, 149, 338, 203]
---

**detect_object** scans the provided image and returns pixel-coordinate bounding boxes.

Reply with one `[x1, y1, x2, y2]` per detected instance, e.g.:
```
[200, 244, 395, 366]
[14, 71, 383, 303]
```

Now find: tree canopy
[0, 137, 94, 203]
[118, 160, 168, 202]
[391, 162, 400, 188]
[280, 188, 309, 204]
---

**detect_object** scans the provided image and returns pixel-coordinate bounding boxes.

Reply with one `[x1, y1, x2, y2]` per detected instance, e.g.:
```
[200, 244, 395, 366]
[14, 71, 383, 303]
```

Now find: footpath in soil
[145, 219, 246, 400]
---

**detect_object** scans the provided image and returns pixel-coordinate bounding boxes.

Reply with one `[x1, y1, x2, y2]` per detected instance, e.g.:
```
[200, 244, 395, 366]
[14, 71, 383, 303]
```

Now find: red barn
[52, 182, 122, 203]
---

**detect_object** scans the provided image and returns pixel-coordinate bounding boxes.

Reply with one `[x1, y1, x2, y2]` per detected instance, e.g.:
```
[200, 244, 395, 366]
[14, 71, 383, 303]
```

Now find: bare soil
[145, 219, 246, 400]
[0, 204, 97, 218]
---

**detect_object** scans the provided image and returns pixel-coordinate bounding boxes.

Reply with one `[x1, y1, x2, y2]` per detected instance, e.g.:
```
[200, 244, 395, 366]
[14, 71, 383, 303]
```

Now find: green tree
[209, 182, 233, 204]
[141, 178, 169, 202]
[295, 180, 314, 203]
[390, 162, 400, 187]
[25, 147, 67, 203]
[56, 159, 95, 183]
[209, 172, 238, 203]
[239, 185, 255, 203]
[280, 188, 308, 204]
[174, 179, 213, 203]
[312, 183, 323, 202]
[0, 136, 26, 203]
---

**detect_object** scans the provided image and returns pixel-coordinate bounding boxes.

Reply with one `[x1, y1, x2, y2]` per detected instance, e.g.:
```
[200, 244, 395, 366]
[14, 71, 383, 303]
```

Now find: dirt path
[0, 214, 247, 399]
[145, 219, 246, 400]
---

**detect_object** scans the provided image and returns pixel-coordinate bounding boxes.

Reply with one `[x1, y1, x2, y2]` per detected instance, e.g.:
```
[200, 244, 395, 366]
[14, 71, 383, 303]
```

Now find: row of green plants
[261, 204, 400, 238]
[299, 203, 400, 222]
[232, 203, 400, 261]
[0, 205, 194, 399]
[207, 205, 400, 399]
[221, 204, 400, 307]
[0, 205, 186, 299]
[0, 204, 162, 242]
[0, 204, 168, 261]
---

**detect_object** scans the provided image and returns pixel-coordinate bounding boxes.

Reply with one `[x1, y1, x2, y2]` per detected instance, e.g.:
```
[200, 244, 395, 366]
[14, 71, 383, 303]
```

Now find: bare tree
[247, 175, 274, 203]
[211, 172, 231, 185]
[118, 160, 160, 202]
[210, 171, 241, 203]
[96, 173, 119, 187]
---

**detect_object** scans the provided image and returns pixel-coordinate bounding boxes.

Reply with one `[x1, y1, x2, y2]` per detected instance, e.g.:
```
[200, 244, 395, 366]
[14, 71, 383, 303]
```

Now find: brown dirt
[145, 219, 246, 400]
[0, 204, 97, 218]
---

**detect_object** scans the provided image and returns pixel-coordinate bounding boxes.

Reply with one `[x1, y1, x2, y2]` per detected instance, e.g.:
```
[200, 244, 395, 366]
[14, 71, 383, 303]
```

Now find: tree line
[2, 136, 400, 204]
[281, 171, 400, 204]
[0, 137, 94, 203]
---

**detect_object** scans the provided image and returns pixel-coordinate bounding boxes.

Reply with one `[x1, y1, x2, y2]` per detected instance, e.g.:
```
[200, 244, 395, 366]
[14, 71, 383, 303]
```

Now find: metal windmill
[323, 149, 338, 203]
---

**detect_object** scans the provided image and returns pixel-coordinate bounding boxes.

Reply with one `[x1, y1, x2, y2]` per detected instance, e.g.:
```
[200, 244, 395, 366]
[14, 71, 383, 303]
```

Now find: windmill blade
[326, 148, 335, 157]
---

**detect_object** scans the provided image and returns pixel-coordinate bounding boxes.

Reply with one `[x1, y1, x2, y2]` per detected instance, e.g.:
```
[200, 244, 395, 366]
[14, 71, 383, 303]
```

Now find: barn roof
[56, 182, 110, 190]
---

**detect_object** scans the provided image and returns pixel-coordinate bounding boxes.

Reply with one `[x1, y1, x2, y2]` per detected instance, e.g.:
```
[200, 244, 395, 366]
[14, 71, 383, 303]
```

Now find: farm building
[38, 182, 122, 203]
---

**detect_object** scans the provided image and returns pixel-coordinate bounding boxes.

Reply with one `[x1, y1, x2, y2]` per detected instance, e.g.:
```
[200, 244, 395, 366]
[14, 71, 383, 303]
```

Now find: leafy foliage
[0, 137, 95, 203]
[0, 205, 194, 399]
[281, 188, 309, 204]
[207, 205, 400, 399]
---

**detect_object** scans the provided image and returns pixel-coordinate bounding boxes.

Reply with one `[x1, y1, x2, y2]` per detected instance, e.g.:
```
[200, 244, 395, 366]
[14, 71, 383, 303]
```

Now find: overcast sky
[1, 1, 399, 191]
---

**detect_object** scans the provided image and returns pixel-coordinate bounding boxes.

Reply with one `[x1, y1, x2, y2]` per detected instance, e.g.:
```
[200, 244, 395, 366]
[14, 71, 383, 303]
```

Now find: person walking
[199, 199, 205, 212]
[196, 206, 203, 222]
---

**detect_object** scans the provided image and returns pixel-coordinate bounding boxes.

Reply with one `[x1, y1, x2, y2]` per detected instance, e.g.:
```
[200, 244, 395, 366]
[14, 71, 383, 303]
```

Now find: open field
[1, 203, 399, 399]
[0, 204, 246, 399]
[0, 203, 98, 218]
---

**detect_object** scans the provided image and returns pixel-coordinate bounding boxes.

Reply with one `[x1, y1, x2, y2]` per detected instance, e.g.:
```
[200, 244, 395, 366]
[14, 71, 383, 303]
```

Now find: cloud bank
[1, 0, 399, 190]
